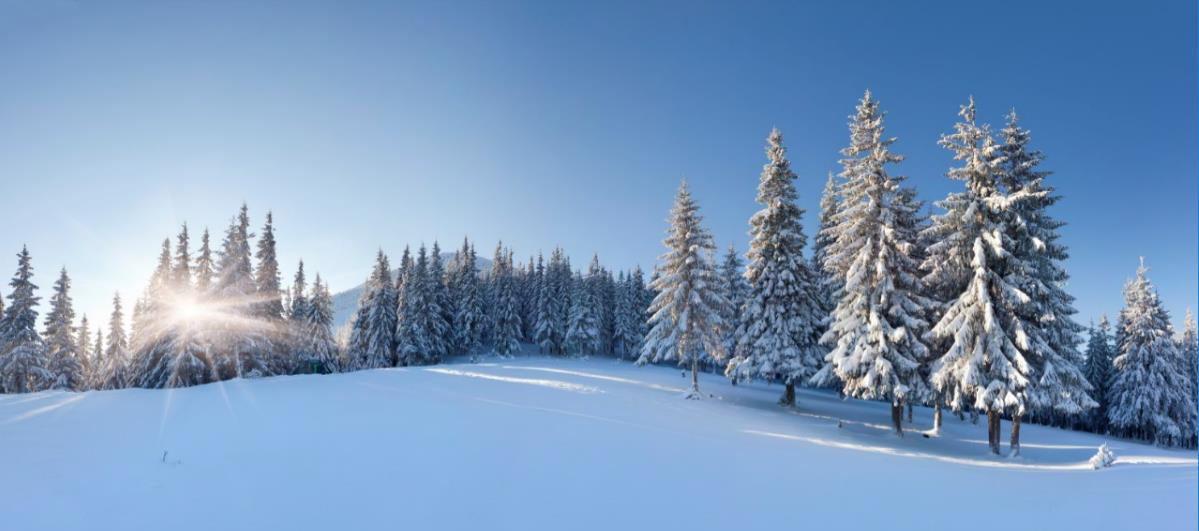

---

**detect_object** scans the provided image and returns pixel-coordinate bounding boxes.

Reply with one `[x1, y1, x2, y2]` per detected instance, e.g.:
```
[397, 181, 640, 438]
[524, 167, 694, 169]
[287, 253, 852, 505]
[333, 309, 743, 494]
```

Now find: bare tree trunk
[690, 354, 699, 394]
[1010, 414, 1022, 456]
[780, 382, 796, 406]
[891, 403, 905, 437]
[987, 410, 1001, 455]
[933, 403, 943, 431]
[906, 402, 913, 423]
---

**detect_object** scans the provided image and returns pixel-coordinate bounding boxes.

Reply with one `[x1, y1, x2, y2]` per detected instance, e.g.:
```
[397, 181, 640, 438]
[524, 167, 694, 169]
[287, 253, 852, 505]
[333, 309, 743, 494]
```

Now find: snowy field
[1, 355, 1194, 531]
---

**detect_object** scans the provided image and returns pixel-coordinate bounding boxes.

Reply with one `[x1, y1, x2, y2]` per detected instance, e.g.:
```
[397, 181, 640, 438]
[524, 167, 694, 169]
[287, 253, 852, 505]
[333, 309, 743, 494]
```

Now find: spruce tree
[566, 257, 602, 356]
[194, 228, 215, 293]
[818, 92, 933, 435]
[346, 251, 398, 370]
[922, 99, 1035, 454]
[76, 315, 92, 389]
[287, 260, 310, 373]
[44, 267, 83, 390]
[426, 242, 451, 361]
[716, 244, 748, 369]
[89, 327, 104, 389]
[449, 238, 485, 356]
[398, 245, 438, 366]
[0, 246, 50, 393]
[490, 247, 522, 357]
[1107, 259, 1196, 447]
[1180, 308, 1198, 421]
[303, 274, 340, 374]
[727, 129, 823, 406]
[1083, 316, 1115, 432]
[812, 172, 840, 345]
[97, 293, 130, 389]
[997, 111, 1093, 450]
[534, 248, 570, 355]
[638, 181, 726, 398]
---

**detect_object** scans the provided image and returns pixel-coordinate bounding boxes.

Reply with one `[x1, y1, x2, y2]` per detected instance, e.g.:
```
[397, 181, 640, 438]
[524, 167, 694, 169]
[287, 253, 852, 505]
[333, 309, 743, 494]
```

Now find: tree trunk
[987, 410, 1001, 455]
[906, 402, 913, 423]
[690, 354, 700, 394]
[1010, 414, 1022, 457]
[780, 382, 796, 406]
[933, 403, 943, 431]
[891, 403, 904, 437]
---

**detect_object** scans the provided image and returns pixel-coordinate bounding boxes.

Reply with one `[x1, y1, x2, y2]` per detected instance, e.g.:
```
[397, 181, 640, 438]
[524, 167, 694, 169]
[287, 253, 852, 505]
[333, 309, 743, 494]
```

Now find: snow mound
[1089, 443, 1117, 469]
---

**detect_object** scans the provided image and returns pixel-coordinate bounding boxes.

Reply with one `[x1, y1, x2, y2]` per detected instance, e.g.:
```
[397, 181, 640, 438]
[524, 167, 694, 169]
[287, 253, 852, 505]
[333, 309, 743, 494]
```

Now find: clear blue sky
[0, 0, 1194, 331]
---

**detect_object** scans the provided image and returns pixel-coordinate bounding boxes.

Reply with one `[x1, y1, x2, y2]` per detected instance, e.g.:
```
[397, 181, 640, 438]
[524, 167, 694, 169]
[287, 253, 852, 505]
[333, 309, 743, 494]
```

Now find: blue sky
[0, 0, 1195, 331]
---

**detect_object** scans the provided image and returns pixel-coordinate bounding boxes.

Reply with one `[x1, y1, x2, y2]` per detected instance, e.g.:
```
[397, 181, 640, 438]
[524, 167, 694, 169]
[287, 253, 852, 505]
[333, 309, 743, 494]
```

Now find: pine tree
[346, 251, 398, 370]
[194, 228, 215, 293]
[97, 293, 130, 389]
[566, 257, 602, 356]
[76, 314, 92, 389]
[1180, 308, 1198, 422]
[922, 99, 1036, 454]
[398, 245, 438, 366]
[1108, 259, 1197, 447]
[130, 238, 183, 388]
[812, 172, 841, 344]
[425, 242, 451, 361]
[287, 260, 310, 373]
[89, 326, 104, 390]
[173, 223, 192, 290]
[0, 247, 50, 393]
[638, 181, 726, 398]
[211, 205, 269, 379]
[449, 238, 485, 356]
[716, 244, 748, 369]
[817, 92, 933, 435]
[534, 248, 570, 355]
[490, 246, 522, 357]
[44, 267, 83, 390]
[302, 274, 340, 374]
[254, 211, 286, 372]
[727, 129, 823, 405]
[997, 111, 1093, 450]
[1083, 316, 1115, 433]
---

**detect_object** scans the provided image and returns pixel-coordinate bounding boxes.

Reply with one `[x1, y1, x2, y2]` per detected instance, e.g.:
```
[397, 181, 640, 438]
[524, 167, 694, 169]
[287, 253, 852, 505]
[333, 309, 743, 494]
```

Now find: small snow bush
[1089, 443, 1116, 469]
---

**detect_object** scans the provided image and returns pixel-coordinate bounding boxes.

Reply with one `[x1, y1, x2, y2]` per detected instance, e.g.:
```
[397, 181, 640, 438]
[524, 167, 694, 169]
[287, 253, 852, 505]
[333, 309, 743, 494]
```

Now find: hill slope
[1, 356, 1194, 531]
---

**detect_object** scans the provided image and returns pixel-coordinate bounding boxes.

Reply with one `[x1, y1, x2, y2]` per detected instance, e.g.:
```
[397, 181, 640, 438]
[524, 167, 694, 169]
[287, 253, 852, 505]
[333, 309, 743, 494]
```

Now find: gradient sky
[0, 0, 1195, 332]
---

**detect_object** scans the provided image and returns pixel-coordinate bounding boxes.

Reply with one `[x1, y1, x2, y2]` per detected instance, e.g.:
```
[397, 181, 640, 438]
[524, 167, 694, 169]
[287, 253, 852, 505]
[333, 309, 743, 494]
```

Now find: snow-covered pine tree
[89, 326, 104, 389]
[566, 257, 602, 356]
[194, 228, 215, 293]
[398, 245, 438, 366]
[1107, 259, 1197, 447]
[287, 260, 311, 373]
[75, 314, 92, 388]
[812, 172, 840, 344]
[0, 247, 50, 393]
[44, 267, 83, 390]
[1082, 316, 1115, 433]
[996, 111, 1093, 450]
[347, 251, 398, 370]
[1180, 309, 1198, 429]
[254, 211, 286, 372]
[96, 293, 130, 389]
[817, 92, 933, 436]
[922, 98, 1036, 454]
[163, 223, 211, 388]
[129, 238, 179, 388]
[534, 248, 570, 355]
[302, 274, 340, 374]
[449, 238, 485, 356]
[490, 246, 522, 357]
[173, 223, 192, 290]
[716, 244, 748, 370]
[425, 242, 451, 361]
[727, 129, 823, 405]
[210, 205, 269, 379]
[638, 181, 726, 398]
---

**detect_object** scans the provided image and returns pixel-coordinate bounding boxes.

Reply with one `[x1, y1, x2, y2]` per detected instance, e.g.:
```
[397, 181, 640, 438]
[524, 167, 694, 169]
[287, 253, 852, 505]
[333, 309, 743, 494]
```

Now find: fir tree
[566, 257, 603, 356]
[44, 267, 83, 390]
[449, 238, 485, 355]
[0, 246, 50, 393]
[817, 92, 933, 435]
[1108, 259, 1196, 447]
[89, 327, 104, 390]
[97, 293, 130, 389]
[302, 274, 340, 374]
[1180, 308, 1198, 421]
[346, 251, 398, 370]
[922, 99, 1036, 454]
[812, 172, 841, 344]
[490, 246, 522, 357]
[194, 228, 215, 293]
[1083, 316, 1115, 433]
[425, 242, 451, 361]
[716, 244, 748, 369]
[211, 205, 269, 379]
[997, 111, 1093, 450]
[76, 314, 92, 388]
[638, 181, 726, 398]
[534, 248, 570, 355]
[173, 223, 192, 290]
[398, 245, 438, 366]
[727, 129, 823, 406]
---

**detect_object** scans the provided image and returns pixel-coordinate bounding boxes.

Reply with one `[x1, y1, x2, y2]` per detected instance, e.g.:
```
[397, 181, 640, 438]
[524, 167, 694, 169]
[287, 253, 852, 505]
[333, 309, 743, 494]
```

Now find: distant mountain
[332, 253, 491, 330]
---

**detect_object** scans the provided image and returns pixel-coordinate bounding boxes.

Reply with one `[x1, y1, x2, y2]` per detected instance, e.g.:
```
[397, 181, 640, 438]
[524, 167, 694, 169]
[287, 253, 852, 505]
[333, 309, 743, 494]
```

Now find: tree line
[0, 91, 1194, 452]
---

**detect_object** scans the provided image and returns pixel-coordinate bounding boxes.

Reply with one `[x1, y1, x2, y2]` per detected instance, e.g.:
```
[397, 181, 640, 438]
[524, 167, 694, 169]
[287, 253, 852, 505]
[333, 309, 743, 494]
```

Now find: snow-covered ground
[2, 355, 1194, 530]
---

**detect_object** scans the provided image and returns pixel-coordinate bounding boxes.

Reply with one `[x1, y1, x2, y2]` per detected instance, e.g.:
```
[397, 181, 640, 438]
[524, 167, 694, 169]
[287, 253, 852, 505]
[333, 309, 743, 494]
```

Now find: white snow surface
[1, 354, 1194, 530]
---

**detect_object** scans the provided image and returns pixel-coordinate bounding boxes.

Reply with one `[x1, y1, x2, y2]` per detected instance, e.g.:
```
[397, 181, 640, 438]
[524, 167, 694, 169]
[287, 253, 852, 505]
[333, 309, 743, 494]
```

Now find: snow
[1, 355, 1194, 531]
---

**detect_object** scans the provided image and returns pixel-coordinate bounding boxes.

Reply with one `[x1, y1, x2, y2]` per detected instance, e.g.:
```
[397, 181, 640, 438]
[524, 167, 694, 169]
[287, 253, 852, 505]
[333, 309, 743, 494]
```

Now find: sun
[167, 295, 217, 324]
